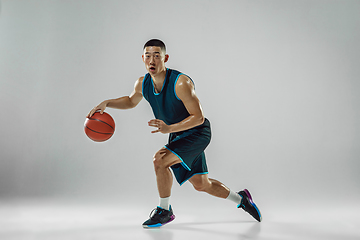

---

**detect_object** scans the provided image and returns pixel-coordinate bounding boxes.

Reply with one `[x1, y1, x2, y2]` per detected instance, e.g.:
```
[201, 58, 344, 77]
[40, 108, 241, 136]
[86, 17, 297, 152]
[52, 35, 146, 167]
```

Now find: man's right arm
[87, 77, 144, 117]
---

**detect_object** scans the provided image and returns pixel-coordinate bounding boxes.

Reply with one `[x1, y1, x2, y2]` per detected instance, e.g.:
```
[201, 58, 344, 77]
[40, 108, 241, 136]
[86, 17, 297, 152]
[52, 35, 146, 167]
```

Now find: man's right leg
[142, 147, 181, 228]
[153, 147, 181, 200]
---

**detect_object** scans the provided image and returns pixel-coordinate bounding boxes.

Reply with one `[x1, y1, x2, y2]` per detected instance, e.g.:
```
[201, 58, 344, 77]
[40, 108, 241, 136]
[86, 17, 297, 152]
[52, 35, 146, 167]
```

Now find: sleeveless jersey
[142, 68, 193, 126]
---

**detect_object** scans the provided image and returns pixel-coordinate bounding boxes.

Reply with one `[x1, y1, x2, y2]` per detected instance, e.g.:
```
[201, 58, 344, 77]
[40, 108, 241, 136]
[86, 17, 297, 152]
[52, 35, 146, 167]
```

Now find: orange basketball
[84, 112, 115, 142]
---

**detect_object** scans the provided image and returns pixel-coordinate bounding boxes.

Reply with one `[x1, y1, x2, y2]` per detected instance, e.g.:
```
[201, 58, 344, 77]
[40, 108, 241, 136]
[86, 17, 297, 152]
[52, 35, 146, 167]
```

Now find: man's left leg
[189, 174, 262, 222]
[188, 174, 230, 198]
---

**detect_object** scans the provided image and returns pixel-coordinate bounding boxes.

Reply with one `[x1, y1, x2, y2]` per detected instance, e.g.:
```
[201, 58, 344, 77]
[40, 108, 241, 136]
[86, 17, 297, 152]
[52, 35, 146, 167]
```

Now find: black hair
[143, 39, 166, 53]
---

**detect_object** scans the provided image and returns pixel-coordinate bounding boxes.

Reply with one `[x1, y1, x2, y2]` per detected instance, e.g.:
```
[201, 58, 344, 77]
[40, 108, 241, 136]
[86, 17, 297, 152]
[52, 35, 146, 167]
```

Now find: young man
[87, 39, 262, 228]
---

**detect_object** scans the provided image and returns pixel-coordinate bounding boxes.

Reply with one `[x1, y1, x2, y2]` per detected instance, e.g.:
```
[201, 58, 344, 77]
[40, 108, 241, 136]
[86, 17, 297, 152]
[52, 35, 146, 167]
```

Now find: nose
[149, 56, 155, 64]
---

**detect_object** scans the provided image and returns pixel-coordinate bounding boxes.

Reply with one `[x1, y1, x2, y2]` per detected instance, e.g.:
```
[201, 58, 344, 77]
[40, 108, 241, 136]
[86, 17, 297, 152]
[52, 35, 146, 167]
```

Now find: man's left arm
[148, 75, 205, 134]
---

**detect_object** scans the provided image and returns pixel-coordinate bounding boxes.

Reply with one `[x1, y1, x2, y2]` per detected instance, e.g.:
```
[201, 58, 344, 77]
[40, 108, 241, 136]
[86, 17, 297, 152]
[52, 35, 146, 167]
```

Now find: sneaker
[238, 189, 262, 222]
[142, 206, 175, 228]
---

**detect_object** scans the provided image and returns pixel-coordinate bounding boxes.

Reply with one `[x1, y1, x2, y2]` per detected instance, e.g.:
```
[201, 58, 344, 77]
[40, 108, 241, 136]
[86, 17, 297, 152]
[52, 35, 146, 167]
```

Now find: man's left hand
[148, 119, 171, 134]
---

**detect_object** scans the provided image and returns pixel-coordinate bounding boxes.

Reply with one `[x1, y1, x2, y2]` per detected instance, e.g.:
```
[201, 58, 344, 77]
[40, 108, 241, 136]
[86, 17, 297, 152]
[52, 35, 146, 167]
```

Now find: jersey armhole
[142, 74, 149, 101]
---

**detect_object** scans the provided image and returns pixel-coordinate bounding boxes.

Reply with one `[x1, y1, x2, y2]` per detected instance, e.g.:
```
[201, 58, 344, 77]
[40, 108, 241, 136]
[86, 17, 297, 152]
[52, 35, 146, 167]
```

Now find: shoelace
[149, 208, 163, 219]
[149, 208, 156, 218]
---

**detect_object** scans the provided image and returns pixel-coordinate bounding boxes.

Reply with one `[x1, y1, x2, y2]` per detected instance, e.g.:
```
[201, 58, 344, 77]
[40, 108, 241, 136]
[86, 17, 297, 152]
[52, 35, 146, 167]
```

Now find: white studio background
[0, 0, 359, 210]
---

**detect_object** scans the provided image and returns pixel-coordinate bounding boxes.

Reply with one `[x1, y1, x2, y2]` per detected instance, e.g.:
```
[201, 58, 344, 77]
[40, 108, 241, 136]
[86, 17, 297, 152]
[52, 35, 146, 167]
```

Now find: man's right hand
[87, 101, 108, 118]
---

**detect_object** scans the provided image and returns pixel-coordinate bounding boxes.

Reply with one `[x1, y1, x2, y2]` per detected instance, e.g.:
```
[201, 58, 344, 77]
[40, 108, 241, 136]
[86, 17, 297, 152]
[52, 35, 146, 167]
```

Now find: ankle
[159, 196, 170, 210]
[226, 190, 242, 205]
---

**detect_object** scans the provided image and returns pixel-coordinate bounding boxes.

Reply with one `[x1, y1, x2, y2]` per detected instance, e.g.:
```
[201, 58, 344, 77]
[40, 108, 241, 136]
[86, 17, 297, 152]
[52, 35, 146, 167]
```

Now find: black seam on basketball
[88, 117, 114, 130]
[85, 126, 113, 135]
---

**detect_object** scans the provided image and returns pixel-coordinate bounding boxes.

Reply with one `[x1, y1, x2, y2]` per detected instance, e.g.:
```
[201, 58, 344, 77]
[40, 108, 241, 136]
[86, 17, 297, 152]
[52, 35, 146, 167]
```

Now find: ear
[142, 55, 145, 62]
[164, 54, 169, 63]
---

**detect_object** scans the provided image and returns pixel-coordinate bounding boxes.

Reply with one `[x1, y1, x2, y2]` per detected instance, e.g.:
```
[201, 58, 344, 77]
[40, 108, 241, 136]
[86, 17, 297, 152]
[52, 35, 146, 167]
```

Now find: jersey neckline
[151, 68, 169, 95]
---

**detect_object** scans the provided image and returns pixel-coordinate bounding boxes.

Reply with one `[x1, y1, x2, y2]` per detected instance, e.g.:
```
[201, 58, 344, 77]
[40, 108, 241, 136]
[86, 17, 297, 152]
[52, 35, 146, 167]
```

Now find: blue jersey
[142, 68, 211, 185]
[142, 68, 194, 125]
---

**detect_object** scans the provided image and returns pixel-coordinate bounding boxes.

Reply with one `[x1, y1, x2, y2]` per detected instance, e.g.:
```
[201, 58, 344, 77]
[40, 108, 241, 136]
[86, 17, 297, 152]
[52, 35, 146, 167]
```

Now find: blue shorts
[165, 118, 211, 185]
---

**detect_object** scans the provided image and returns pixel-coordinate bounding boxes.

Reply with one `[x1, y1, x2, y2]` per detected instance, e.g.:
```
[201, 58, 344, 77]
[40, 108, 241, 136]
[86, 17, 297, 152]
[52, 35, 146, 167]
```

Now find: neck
[150, 68, 167, 83]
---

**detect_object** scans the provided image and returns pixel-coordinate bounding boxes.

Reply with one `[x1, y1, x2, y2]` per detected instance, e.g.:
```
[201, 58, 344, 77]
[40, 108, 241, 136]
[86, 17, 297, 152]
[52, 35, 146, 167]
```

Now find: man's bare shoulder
[176, 74, 194, 90]
[137, 76, 145, 83]
[134, 76, 145, 92]
[175, 74, 197, 102]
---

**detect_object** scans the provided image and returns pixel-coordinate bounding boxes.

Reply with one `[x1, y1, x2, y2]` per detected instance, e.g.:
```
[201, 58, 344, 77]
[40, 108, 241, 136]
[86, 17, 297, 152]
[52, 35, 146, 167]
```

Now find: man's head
[142, 39, 169, 76]
[143, 39, 166, 54]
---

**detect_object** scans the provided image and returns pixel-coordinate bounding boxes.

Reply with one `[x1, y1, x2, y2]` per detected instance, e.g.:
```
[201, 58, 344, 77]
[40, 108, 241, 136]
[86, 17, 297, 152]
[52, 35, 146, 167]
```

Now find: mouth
[149, 66, 156, 72]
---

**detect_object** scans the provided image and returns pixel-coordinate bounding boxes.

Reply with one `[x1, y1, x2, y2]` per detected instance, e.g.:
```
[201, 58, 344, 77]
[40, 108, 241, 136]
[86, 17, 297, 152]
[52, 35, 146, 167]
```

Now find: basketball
[84, 112, 115, 142]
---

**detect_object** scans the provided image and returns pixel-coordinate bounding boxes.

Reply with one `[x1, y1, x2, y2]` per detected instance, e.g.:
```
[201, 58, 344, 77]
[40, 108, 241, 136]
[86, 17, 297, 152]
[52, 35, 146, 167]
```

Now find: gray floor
[1, 197, 359, 240]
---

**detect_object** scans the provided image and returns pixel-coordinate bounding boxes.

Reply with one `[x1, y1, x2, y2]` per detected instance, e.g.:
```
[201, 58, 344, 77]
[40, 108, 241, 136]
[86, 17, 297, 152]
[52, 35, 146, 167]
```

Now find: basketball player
[87, 39, 262, 228]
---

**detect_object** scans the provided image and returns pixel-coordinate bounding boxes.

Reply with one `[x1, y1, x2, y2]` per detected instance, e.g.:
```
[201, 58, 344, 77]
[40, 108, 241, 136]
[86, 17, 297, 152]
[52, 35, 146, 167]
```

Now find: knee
[153, 151, 167, 170]
[152, 148, 180, 172]
[153, 156, 162, 171]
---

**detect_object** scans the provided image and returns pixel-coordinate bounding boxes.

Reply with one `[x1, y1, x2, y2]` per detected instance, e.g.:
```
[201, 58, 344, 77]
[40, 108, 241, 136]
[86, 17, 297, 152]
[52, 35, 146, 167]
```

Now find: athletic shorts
[165, 118, 211, 185]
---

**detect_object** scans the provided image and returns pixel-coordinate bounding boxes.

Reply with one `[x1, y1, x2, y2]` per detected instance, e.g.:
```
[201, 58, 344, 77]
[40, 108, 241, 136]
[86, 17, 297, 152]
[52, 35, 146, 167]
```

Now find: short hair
[143, 39, 166, 53]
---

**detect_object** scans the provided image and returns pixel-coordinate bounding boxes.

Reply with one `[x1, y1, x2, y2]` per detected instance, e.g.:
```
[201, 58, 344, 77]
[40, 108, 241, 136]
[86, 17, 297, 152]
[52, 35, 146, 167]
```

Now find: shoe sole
[142, 215, 175, 228]
[243, 189, 262, 222]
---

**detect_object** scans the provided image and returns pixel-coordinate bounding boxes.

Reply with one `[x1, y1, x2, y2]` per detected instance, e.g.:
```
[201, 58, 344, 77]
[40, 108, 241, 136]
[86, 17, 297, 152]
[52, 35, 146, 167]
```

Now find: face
[142, 46, 169, 76]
